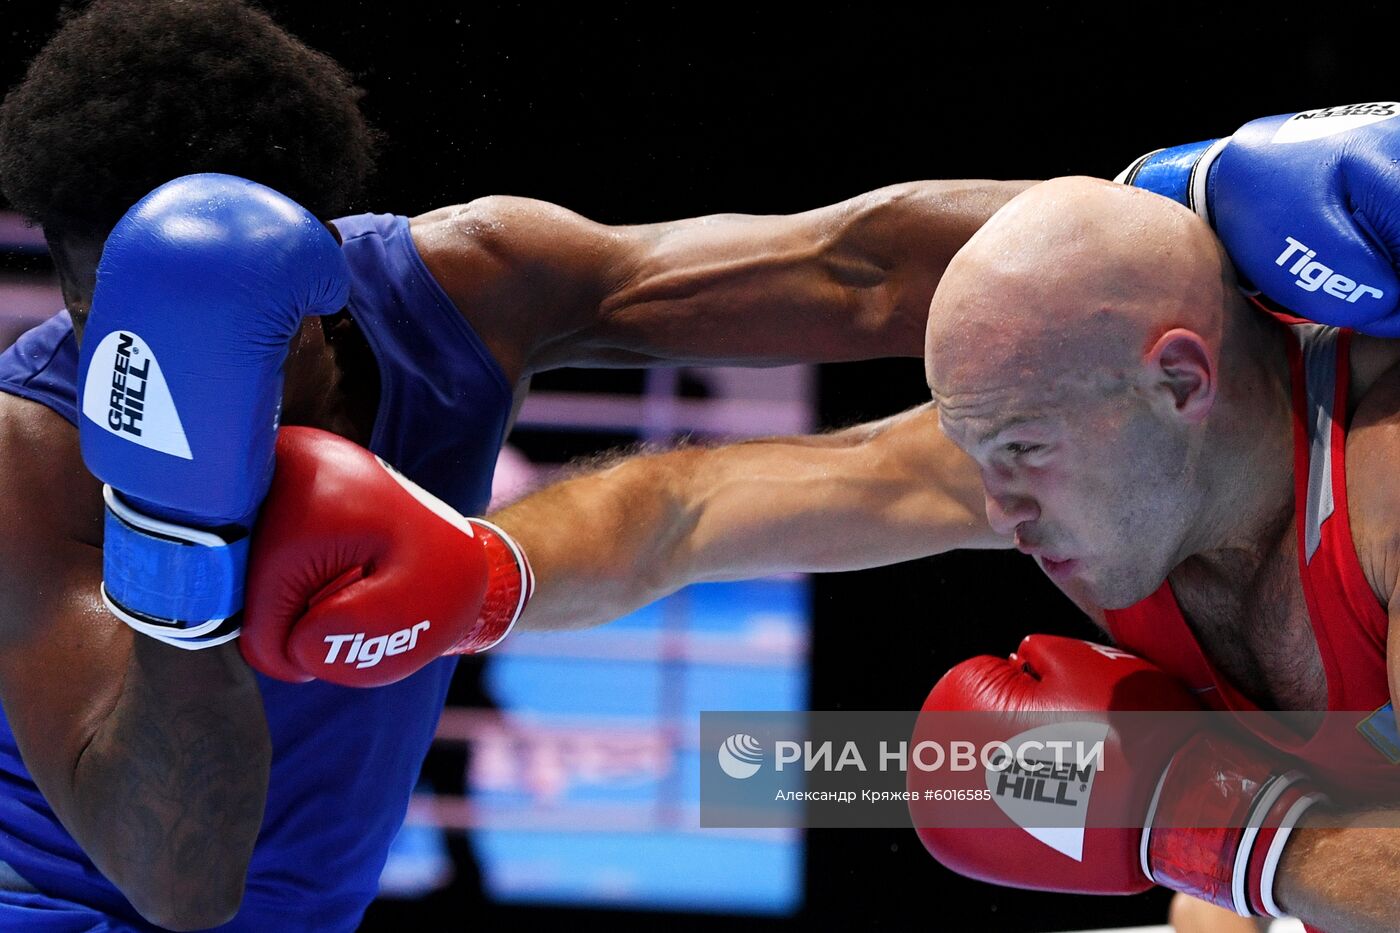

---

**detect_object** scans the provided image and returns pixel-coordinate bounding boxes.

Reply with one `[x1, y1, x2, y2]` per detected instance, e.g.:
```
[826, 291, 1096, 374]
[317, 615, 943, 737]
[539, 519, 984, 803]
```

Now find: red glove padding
[241, 427, 533, 687]
[910, 635, 1322, 919]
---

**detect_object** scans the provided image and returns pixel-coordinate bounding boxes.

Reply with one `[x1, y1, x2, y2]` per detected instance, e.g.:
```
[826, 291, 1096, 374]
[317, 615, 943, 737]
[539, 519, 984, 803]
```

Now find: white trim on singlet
[1290, 322, 1342, 564]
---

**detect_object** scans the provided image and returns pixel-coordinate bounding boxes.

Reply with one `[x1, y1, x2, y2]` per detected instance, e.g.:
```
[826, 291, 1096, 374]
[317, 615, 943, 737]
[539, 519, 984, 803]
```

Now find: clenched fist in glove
[909, 636, 1324, 920]
[241, 427, 533, 687]
[1120, 102, 1400, 335]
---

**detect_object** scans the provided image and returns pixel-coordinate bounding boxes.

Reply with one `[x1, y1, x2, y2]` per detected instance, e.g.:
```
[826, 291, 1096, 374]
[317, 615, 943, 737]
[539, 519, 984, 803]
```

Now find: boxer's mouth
[1038, 556, 1078, 579]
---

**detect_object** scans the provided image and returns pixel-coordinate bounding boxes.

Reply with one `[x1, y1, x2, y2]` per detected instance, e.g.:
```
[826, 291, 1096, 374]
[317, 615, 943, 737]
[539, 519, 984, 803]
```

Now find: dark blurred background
[2, 2, 1395, 930]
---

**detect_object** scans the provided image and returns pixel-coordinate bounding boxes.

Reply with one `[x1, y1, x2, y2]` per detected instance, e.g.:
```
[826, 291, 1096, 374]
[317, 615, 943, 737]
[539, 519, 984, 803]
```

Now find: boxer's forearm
[442, 180, 1037, 377]
[494, 405, 1004, 632]
[69, 639, 269, 930]
[0, 407, 266, 929]
[490, 451, 695, 631]
[1274, 808, 1400, 932]
[584, 179, 1037, 365]
[1167, 894, 1270, 932]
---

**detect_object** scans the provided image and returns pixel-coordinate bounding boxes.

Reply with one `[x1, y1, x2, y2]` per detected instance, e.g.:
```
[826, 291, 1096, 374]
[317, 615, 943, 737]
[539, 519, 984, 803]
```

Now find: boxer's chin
[1075, 563, 1164, 611]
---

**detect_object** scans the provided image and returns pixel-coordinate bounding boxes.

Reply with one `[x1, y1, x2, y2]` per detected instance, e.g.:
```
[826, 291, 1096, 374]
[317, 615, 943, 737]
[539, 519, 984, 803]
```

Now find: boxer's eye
[1003, 442, 1042, 457]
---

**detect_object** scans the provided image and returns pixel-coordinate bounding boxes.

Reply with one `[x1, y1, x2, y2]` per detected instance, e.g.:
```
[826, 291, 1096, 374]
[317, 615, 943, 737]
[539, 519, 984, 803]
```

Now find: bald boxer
[0, 1, 1034, 929]
[0, 3, 1383, 929]
[488, 179, 1400, 931]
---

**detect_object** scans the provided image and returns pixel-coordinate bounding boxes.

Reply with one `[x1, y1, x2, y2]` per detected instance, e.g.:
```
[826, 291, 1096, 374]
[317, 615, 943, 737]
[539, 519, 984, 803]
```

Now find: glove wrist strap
[1116, 136, 1230, 223]
[450, 518, 534, 654]
[102, 485, 248, 641]
[1144, 732, 1323, 917]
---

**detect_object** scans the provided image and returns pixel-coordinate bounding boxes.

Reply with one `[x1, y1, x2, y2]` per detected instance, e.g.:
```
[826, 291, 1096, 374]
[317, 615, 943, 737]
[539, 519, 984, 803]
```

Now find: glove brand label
[80, 330, 192, 459]
[323, 620, 431, 669]
[1272, 101, 1400, 144]
[105, 333, 149, 435]
[1275, 236, 1385, 304]
[983, 721, 1109, 861]
[987, 753, 1095, 805]
[1086, 643, 1138, 662]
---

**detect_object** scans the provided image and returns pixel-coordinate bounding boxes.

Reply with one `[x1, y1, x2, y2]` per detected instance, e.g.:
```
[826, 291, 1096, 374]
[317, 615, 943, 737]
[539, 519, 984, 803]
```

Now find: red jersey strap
[1104, 583, 1215, 699]
[1286, 324, 1389, 711]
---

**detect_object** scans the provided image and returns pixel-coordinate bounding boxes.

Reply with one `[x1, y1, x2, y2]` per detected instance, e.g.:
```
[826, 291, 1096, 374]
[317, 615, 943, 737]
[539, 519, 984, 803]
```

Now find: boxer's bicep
[0, 401, 122, 794]
[0, 535, 266, 927]
[0, 535, 129, 798]
[1344, 378, 1400, 709]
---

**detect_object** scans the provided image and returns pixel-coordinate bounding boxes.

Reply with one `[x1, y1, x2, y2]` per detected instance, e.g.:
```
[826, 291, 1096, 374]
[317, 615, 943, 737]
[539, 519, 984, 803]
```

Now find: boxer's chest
[1170, 527, 1330, 711]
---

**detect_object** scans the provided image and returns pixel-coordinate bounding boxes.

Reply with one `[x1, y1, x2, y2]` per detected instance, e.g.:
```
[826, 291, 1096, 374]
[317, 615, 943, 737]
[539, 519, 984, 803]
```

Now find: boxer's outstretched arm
[1272, 807, 1400, 931]
[409, 180, 1033, 380]
[492, 403, 1008, 632]
[0, 400, 269, 931]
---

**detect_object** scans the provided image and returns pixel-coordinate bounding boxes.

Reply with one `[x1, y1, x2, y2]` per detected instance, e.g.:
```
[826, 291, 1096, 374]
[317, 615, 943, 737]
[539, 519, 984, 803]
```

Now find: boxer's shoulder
[1342, 347, 1400, 606]
[1346, 333, 1400, 407]
[408, 197, 560, 303]
[0, 392, 97, 529]
[408, 196, 619, 381]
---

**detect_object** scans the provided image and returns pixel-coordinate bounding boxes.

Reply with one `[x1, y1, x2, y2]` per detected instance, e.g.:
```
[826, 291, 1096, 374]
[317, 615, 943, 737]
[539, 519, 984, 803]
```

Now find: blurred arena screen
[468, 577, 808, 912]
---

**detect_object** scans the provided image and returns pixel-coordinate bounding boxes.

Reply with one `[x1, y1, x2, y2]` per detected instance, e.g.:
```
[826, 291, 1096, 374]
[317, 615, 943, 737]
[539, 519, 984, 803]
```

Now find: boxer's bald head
[927, 177, 1246, 609]
[927, 176, 1229, 402]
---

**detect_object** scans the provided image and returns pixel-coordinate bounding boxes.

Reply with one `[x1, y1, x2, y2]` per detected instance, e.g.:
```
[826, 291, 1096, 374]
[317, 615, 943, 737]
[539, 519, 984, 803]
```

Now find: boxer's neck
[280, 312, 379, 446]
[280, 316, 346, 428]
[49, 236, 100, 338]
[1176, 313, 1296, 578]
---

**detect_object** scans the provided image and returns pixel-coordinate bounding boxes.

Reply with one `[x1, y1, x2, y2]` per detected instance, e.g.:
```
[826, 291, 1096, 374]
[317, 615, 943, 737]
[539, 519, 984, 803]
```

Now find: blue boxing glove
[1117, 102, 1400, 335]
[78, 174, 350, 648]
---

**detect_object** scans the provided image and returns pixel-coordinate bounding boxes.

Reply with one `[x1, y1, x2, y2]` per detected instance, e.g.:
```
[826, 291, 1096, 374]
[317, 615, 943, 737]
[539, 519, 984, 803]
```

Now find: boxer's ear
[46, 234, 103, 340]
[1144, 327, 1216, 424]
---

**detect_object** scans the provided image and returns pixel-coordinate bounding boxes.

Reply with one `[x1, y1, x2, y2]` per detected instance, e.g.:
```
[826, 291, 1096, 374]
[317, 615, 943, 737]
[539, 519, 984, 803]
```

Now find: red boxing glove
[910, 636, 1323, 919]
[240, 427, 534, 687]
